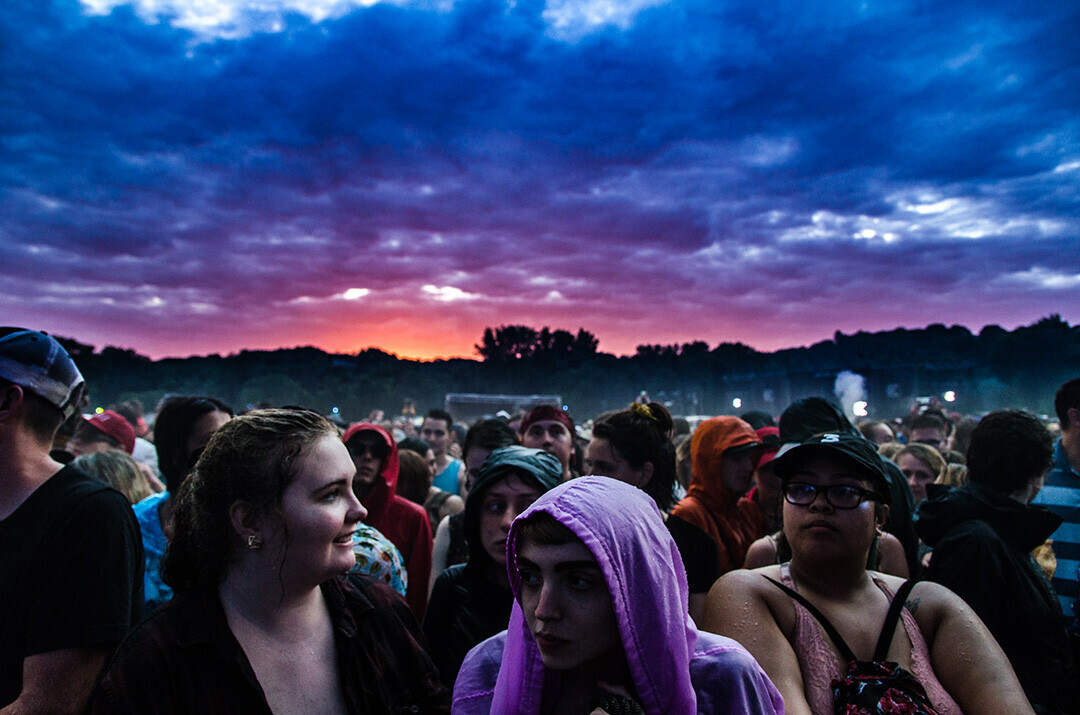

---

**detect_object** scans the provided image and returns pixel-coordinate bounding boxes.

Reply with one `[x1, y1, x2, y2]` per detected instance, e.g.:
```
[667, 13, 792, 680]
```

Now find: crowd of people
[3, 325, 1080, 713]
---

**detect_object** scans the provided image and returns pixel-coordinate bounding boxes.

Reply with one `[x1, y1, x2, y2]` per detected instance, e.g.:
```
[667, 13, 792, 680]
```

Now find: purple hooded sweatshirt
[452, 477, 783, 714]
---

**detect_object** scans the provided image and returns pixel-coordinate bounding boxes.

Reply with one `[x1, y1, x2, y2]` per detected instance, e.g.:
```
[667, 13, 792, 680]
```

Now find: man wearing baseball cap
[66, 409, 137, 457]
[0, 328, 142, 711]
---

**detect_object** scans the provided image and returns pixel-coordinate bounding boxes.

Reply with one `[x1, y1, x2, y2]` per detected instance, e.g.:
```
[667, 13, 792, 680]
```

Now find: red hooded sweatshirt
[670, 416, 767, 574]
[343, 423, 432, 619]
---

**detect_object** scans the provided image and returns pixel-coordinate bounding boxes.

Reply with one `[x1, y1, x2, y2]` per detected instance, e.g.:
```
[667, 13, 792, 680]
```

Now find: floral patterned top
[350, 523, 408, 597]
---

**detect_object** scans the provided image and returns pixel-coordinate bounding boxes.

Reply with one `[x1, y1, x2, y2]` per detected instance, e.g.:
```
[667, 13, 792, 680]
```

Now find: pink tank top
[780, 564, 962, 714]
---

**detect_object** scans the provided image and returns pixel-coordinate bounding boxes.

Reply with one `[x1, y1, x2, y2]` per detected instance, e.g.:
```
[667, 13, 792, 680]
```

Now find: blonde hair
[877, 441, 904, 462]
[896, 443, 948, 482]
[939, 462, 967, 488]
[72, 450, 153, 504]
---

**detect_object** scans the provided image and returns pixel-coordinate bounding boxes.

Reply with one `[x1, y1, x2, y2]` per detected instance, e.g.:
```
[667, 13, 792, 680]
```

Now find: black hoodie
[917, 482, 1076, 714]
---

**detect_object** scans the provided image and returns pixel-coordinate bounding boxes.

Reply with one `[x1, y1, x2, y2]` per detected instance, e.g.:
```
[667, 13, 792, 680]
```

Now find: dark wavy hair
[591, 402, 677, 512]
[163, 408, 337, 595]
[153, 395, 234, 492]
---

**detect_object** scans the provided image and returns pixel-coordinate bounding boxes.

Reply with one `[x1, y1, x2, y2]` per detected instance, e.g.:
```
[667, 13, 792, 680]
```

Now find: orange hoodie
[670, 416, 766, 574]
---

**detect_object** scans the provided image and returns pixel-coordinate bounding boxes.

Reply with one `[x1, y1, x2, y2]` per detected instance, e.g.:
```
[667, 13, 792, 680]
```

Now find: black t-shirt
[0, 466, 143, 707]
[667, 513, 722, 594]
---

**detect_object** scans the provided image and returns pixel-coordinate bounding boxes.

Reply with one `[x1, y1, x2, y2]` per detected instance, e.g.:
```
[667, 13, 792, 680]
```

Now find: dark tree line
[475, 326, 599, 364]
[63, 315, 1079, 425]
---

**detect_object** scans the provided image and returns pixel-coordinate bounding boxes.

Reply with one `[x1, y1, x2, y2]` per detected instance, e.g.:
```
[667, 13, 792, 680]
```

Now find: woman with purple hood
[452, 477, 783, 714]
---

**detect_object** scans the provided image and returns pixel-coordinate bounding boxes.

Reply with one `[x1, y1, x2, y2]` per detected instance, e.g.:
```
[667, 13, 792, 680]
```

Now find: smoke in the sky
[834, 370, 867, 419]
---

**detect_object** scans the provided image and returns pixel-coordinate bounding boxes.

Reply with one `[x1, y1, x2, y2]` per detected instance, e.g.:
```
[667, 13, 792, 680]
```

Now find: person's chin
[534, 637, 575, 668]
[329, 551, 356, 576]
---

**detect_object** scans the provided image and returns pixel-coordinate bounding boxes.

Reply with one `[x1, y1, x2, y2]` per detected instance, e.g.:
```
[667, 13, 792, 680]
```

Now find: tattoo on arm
[905, 596, 921, 614]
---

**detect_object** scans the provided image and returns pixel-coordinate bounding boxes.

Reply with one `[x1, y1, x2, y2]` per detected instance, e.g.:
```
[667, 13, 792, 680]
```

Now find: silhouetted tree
[476, 325, 598, 363]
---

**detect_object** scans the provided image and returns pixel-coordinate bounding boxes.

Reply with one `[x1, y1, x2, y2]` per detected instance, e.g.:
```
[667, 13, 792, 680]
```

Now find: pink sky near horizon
[25, 301, 1073, 362]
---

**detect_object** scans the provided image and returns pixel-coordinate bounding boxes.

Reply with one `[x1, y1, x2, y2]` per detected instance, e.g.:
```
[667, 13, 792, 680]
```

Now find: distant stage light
[853, 401, 868, 417]
[943, 391, 956, 403]
[732, 398, 742, 409]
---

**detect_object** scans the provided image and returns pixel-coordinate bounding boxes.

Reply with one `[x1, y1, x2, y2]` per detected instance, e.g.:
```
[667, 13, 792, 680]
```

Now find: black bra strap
[765, 575, 918, 663]
[765, 576, 856, 663]
[873, 578, 917, 661]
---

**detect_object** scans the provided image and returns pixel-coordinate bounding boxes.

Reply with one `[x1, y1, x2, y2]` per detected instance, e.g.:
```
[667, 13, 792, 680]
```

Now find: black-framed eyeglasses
[783, 482, 882, 510]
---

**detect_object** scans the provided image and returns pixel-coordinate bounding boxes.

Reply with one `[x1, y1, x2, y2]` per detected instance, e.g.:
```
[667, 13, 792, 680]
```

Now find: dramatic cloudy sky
[3, 0, 1078, 360]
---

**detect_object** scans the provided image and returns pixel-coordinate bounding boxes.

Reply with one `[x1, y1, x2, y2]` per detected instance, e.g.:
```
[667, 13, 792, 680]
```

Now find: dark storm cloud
[1, 0, 1077, 357]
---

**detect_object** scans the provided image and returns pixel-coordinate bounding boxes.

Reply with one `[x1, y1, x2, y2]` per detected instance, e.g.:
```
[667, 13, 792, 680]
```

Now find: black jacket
[88, 575, 450, 712]
[917, 482, 1077, 714]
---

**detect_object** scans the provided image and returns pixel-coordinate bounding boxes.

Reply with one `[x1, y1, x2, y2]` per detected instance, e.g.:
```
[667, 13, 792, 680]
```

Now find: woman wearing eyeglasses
[702, 432, 1032, 715]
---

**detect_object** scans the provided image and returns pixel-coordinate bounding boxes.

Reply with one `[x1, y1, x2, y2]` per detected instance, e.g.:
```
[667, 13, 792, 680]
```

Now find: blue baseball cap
[0, 328, 85, 420]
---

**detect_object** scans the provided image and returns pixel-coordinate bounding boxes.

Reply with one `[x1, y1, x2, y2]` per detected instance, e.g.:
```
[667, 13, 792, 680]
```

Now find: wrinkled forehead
[483, 470, 541, 497]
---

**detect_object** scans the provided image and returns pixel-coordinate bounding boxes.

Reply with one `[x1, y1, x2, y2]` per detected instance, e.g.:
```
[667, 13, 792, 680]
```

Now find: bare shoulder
[443, 494, 465, 516]
[709, 565, 783, 597]
[906, 580, 975, 626]
[869, 573, 967, 628]
[702, 567, 809, 713]
[742, 536, 779, 570]
[875, 533, 909, 578]
[703, 566, 787, 633]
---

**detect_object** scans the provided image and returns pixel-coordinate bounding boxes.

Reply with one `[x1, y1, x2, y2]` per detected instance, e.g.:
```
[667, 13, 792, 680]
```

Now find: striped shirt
[1033, 439, 1080, 622]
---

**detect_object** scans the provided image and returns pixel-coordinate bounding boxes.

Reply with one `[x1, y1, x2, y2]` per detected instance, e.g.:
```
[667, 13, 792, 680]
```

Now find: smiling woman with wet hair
[88, 408, 449, 712]
[895, 442, 947, 504]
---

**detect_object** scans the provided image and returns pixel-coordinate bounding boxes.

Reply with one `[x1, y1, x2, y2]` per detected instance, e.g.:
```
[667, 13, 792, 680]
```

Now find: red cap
[520, 404, 574, 435]
[85, 410, 136, 454]
[756, 425, 781, 468]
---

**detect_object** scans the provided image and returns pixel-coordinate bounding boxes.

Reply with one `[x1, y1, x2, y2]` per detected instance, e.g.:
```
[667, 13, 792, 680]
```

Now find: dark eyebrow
[517, 556, 600, 573]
